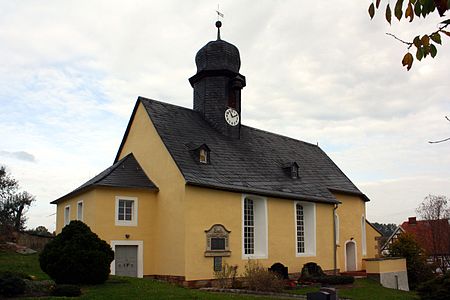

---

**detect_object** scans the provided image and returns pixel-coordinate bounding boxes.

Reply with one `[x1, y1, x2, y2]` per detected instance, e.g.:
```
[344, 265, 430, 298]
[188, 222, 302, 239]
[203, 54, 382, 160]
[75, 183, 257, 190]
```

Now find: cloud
[0, 0, 449, 231]
[0, 150, 36, 162]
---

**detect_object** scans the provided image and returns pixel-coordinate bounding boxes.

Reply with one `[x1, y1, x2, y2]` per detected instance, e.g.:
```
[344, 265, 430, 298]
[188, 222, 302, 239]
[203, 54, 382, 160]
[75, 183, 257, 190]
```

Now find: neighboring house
[52, 22, 381, 284]
[382, 217, 450, 272]
[381, 226, 405, 256]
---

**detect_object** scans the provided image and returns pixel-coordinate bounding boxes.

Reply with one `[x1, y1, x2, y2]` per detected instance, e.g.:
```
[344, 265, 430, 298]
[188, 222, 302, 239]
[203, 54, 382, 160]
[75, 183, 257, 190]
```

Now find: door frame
[344, 240, 357, 272]
[111, 240, 144, 278]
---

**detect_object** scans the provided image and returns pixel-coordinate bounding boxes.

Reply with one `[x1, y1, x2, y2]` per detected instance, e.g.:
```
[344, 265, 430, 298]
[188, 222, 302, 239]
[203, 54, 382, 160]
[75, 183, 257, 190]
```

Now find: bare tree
[429, 116, 450, 144]
[416, 195, 450, 272]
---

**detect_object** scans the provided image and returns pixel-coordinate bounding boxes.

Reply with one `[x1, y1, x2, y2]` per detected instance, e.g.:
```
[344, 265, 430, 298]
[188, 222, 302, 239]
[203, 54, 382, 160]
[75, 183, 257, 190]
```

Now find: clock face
[224, 108, 239, 126]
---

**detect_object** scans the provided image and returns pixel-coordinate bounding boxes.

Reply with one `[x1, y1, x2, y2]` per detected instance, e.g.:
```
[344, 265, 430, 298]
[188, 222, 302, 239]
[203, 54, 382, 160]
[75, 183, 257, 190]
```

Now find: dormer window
[291, 164, 299, 179]
[199, 148, 208, 164]
[187, 143, 211, 164]
[282, 162, 299, 179]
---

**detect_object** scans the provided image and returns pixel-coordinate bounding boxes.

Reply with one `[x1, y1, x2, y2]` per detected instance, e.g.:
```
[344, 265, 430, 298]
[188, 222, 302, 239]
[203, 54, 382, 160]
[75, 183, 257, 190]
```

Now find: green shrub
[417, 271, 450, 300]
[51, 284, 81, 297]
[388, 232, 434, 289]
[39, 220, 114, 284]
[243, 260, 284, 292]
[0, 271, 26, 297]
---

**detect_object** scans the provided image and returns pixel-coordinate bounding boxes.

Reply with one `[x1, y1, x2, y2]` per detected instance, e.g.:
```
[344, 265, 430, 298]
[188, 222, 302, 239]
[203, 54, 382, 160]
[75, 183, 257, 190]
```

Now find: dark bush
[39, 220, 114, 284]
[417, 271, 450, 300]
[0, 271, 26, 297]
[51, 284, 81, 297]
[388, 232, 434, 290]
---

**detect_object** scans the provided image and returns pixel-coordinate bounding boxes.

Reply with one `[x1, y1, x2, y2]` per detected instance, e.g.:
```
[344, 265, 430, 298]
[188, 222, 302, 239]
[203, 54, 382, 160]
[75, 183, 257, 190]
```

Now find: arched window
[361, 215, 367, 256]
[334, 212, 340, 245]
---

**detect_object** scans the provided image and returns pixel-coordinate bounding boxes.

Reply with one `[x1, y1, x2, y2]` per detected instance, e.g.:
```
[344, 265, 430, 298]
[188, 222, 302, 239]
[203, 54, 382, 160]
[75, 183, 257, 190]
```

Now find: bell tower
[189, 21, 246, 139]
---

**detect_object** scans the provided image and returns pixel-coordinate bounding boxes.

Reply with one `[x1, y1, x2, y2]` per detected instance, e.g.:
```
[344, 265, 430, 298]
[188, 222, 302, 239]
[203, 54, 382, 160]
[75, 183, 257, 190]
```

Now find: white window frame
[294, 201, 316, 257]
[241, 194, 268, 259]
[110, 240, 144, 278]
[335, 212, 340, 245]
[115, 196, 138, 226]
[361, 215, 367, 256]
[77, 200, 83, 221]
[64, 205, 71, 226]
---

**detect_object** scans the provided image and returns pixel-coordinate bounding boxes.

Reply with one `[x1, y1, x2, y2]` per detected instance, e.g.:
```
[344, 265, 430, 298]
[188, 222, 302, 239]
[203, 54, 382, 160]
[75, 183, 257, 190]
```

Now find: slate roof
[115, 97, 369, 204]
[52, 153, 158, 204]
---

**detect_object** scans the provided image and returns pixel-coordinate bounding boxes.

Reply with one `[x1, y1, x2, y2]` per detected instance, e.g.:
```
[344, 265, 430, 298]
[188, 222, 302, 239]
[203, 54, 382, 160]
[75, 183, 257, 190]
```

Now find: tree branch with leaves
[369, 0, 450, 70]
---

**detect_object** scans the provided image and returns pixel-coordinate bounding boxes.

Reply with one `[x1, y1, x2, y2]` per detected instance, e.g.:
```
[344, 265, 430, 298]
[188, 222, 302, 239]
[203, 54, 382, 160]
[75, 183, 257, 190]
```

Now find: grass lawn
[0, 250, 49, 280]
[0, 249, 420, 300]
[338, 278, 419, 300]
[0, 250, 283, 299]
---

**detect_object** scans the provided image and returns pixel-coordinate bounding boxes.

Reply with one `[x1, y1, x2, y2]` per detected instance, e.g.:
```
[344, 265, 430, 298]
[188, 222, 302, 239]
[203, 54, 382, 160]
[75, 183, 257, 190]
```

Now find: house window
[296, 204, 305, 253]
[244, 198, 255, 255]
[64, 205, 70, 226]
[77, 201, 83, 221]
[242, 195, 268, 259]
[199, 149, 208, 164]
[294, 201, 316, 256]
[115, 196, 138, 226]
[361, 215, 367, 256]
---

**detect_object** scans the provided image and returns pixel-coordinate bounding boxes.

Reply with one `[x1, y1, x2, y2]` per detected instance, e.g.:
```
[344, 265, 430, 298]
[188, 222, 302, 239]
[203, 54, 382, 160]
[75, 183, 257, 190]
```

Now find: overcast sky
[1, 1, 449, 232]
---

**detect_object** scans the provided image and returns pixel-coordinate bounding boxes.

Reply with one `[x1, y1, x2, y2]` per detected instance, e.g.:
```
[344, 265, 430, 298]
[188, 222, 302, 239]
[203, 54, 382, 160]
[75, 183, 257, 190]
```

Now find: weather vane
[216, 4, 224, 20]
[215, 4, 224, 40]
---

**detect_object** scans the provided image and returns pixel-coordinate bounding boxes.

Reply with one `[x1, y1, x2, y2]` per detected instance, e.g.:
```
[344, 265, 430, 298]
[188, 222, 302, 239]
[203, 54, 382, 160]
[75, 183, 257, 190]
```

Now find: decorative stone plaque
[204, 224, 231, 257]
[213, 256, 222, 272]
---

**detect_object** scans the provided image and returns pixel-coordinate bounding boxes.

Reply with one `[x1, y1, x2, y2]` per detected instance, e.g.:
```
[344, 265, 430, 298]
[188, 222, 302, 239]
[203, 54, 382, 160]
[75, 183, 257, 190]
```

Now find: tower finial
[215, 20, 222, 40]
[216, 4, 224, 40]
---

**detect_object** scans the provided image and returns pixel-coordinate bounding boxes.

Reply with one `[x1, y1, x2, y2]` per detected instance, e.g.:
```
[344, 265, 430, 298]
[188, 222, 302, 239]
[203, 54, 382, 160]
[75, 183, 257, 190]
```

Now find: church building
[52, 21, 381, 284]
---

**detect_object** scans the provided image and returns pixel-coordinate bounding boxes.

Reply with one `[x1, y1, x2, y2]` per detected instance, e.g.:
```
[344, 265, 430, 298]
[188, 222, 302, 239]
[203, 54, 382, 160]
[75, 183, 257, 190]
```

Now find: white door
[115, 245, 138, 277]
[345, 241, 357, 271]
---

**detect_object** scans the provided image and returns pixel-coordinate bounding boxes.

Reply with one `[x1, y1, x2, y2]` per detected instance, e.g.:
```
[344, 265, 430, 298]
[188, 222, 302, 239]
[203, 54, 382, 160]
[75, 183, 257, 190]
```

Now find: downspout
[333, 203, 339, 275]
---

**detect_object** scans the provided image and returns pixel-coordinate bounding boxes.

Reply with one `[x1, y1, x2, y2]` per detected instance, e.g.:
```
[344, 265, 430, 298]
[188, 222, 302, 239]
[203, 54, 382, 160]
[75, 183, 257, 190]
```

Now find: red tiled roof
[401, 218, 450, 255]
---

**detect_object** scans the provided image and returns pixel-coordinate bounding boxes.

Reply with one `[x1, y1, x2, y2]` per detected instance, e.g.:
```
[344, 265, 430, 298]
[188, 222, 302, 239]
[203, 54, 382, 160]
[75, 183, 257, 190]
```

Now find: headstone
[269, 262, 289, 279]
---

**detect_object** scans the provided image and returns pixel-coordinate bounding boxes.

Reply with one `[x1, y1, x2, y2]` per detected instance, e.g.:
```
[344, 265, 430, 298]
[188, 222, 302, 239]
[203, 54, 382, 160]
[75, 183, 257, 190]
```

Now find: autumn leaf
[395, 0, 404, 20]
[386, 4, 392, 24]
[414, 1, 422, 16]
[406, 2, 415, 22]
[434, 0, 448, 16]
[430, 32, 442, 44]
[402, 52, 414, 70]
[442, 30, 450, 37]
[413, 36, 422, 47]
[421, 34, 430, 46]
[376, 0, 381, 8]
[416, 47, 424, 60]
[430, 44, 438, 57]
[369, 3, 375, 19]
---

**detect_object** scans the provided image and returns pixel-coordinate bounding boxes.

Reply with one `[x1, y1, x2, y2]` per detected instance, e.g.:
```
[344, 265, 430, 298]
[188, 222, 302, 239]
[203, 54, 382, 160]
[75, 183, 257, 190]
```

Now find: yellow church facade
[53, 22, 381, 284]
